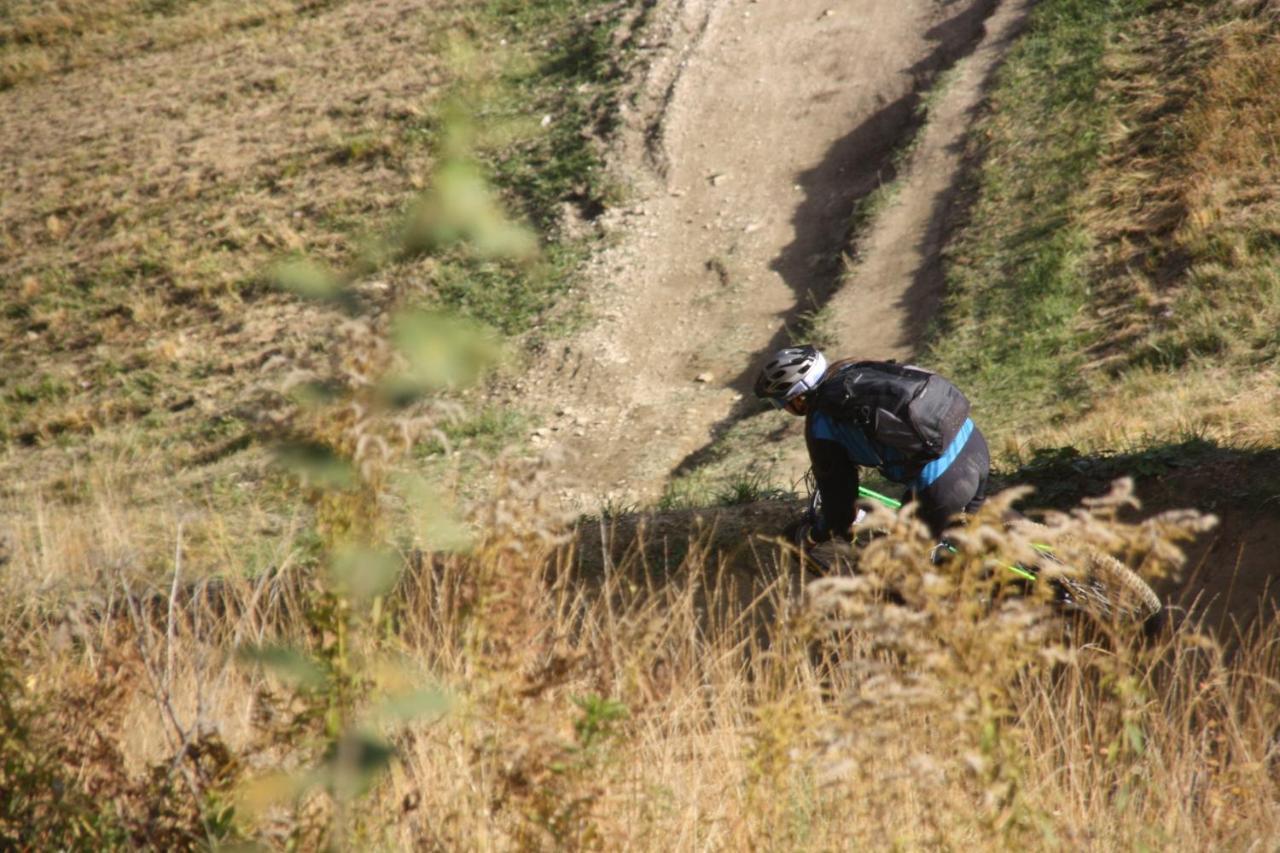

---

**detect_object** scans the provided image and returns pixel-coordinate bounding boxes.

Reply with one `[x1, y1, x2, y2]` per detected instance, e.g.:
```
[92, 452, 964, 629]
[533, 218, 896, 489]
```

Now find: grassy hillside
[930, 0, 1279, 461]
[2, 0, 1279, 847]
[0, 0, 628, 442]
[1, 0, 632, 570]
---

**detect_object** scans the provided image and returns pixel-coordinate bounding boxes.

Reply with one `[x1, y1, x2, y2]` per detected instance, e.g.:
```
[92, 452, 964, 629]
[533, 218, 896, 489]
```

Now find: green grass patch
[788, 301, 838, 351]
[928, 0, 1152, 430]
[416, 406, 528, 458]
[660, 465, 793, 512]
[481, 0, 630, 229]
[5, 374, 72, 407]
[432, 242, 588, 337]
[411, 0, 631, 337]
[930, 0, 1279, 460]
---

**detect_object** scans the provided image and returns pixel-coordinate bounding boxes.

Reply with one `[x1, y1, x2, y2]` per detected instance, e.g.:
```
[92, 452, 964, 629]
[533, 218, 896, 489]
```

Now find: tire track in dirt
[826, 0, 1032, 359]
[516, 0, 1024, 510]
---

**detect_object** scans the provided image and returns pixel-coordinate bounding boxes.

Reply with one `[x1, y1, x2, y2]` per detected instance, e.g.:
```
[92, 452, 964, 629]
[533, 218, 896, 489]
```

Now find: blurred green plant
[237, 548, 449, 845]
[247, 101, 538, 843]
[402, 121, 539, 262]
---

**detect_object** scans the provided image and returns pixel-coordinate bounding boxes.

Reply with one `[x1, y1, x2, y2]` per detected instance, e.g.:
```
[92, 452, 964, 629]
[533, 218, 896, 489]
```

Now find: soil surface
[510, 0, 1029, 511]
[536, 0, 1280, 632]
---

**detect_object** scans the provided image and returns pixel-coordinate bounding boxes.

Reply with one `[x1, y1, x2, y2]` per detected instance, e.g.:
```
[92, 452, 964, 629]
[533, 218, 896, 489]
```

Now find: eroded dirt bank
[507, 0, 1026, 509]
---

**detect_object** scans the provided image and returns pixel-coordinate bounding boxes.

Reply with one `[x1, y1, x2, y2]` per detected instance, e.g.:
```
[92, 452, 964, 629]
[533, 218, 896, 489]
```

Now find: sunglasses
[770, 394, 810, 415]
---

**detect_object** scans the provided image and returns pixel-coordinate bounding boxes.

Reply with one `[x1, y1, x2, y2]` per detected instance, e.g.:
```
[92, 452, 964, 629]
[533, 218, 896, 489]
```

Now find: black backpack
[813, 361, 971, 458]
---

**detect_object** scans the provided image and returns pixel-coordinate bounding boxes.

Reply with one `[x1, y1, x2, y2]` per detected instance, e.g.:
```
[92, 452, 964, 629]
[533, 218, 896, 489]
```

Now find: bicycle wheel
[1047, 549, 1162, 625]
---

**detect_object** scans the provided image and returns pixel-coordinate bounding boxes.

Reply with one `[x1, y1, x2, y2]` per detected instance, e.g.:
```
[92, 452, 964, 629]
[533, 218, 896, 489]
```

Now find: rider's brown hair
[822, 357, 861, 378]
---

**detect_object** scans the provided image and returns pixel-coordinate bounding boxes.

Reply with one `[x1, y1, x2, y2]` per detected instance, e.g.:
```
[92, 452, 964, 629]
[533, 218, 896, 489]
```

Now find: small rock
[695, 372, 714, 384]
[532, 427, 551, 439]
[709, 173, 728, 187]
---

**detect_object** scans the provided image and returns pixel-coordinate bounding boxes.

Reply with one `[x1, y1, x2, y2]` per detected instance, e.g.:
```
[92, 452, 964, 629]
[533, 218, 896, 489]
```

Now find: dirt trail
[517, 0, 1027, 510]
[828, 0, 1031, 358]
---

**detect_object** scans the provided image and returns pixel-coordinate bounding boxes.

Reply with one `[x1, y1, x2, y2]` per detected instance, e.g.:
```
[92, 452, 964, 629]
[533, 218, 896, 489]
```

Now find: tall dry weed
[4, 462, 1278, 847]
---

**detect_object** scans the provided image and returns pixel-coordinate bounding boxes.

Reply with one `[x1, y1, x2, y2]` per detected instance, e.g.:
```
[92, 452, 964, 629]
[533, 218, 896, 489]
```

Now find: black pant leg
[916, 427, 990, 537]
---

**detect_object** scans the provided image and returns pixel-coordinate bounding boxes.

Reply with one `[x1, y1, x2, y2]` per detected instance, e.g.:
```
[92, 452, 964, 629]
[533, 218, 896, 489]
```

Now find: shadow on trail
[592, 438, 1280, 640]
[1007, 439, 1280, 634]
[672, 0, 1011, 479]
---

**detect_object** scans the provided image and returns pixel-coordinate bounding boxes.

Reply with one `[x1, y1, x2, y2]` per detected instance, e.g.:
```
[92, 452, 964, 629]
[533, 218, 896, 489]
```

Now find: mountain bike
[795, 473, 1164, 629]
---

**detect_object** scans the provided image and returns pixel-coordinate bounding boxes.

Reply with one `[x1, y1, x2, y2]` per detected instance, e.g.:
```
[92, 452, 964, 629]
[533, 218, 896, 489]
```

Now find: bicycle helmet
[753, 345, 829, 404]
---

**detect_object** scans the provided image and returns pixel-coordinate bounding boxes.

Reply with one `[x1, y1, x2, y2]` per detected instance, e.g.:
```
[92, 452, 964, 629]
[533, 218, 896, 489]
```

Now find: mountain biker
[754, 344, 990, 545]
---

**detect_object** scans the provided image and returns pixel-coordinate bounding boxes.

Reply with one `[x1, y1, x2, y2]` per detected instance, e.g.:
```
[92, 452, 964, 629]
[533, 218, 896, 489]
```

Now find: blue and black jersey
[806, 396, 987, 538]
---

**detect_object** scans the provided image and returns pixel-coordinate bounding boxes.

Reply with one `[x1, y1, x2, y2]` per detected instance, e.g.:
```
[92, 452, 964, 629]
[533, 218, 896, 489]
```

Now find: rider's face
[784, 393, 810, 416]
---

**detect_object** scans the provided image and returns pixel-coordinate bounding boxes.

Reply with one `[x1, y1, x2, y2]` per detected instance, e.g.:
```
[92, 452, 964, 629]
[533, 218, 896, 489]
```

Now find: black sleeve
[806, 427, 859, 540]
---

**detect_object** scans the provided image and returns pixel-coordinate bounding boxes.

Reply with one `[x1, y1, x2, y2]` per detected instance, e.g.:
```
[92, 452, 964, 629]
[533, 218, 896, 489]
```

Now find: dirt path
[827, 0, 1031, 359]
[515, 0, 1026, 510]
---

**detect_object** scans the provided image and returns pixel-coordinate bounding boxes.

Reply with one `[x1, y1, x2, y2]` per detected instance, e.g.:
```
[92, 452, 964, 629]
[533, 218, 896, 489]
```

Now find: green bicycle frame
[855, 486, 1039, 582]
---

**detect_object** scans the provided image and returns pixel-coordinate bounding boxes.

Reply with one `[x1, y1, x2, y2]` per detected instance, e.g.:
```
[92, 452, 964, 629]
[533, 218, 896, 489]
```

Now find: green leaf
[321, 731, 398, 798]
[273, 259, 357, 312]
[1124, 721, 1146, 755]
[274, 441, 357, 490]
[385, 310, 500, 399]
[329, 546, 401, 602]
[372, 688, 451, 724]
[288, 378, 346, 408]
[238, 644, 327, 690]
[400, 474, 472, 551]
[237, 769, 321, 817]
[403, 159, 538, 261]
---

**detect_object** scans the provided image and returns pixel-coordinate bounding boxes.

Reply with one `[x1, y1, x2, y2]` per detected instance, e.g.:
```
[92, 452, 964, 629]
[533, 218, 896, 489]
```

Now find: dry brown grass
[1, 0, 633, 539]
[1082, 1, 1280, 378]
[4, 0, 1279, 844]
[0, 0, 455, 519]
[0, 1, 349, 89]
[1016, 365, 1280, 459]
[4, 473, 1277, 848]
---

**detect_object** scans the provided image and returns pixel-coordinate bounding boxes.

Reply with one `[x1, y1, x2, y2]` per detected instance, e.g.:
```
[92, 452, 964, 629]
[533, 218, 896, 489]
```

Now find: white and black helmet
[754, 345, 829, 403]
